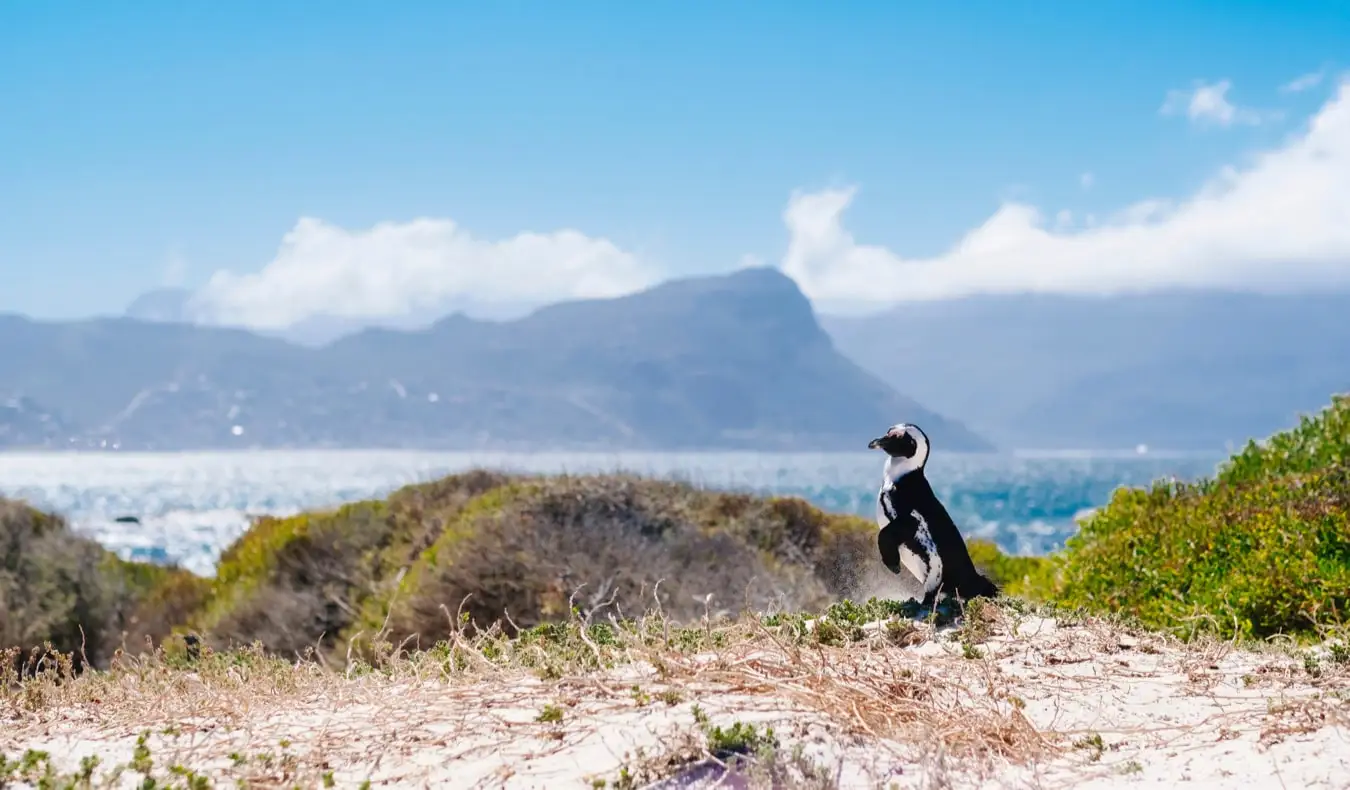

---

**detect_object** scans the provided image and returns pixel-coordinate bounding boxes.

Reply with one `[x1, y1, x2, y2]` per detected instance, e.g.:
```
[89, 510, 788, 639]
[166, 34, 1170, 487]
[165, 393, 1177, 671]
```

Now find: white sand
[3, 610, 1347, 789]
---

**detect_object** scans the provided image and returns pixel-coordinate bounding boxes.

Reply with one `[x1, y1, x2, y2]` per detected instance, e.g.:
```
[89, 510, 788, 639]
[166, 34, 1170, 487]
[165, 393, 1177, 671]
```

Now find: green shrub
[1220, 394, 1350, 484]
[102, 556, 211, 656]
[0, 497, 203, 668]
[17, 395, 1346, 662]
[1040, 394, 1350, 640]
[200, 470, 512, 656]
[1051, 471, 1350, 638]
[191, 471, 876, 658]
[359, 474, 876, 652]
[1, 471, 878, 665]
[966, 539, 1055, 600]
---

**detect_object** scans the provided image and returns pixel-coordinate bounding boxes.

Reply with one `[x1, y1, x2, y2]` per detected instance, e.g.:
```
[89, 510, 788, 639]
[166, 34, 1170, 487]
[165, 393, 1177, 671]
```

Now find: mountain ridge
[820, 289, 1350, 451]
[2, 268, 992, 452]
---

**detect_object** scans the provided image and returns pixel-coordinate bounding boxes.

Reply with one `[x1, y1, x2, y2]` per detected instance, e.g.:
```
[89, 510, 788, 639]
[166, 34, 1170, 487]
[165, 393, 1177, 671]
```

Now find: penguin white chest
[876, 486, 943, 593]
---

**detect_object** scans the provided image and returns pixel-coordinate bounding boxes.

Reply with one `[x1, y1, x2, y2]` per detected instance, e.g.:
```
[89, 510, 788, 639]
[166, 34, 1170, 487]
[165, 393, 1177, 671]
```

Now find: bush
[1052, 471, 1350, 638]
[0, 472, 877, 665]
[196, 472, 875, 658]
[966, 539, 1055, 599]
[1035, 394, 1350, 639]
[199, 470, 512, 657]
[1220, 393, 1350, 484]
[19, 395, 1346, 661]
[359, 475, 874, 651]
[0, 497, 203, 669]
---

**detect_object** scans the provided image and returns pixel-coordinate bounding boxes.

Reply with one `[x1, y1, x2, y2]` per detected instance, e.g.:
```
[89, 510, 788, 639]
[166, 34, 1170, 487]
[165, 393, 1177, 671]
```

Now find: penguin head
[868, 423, 930, 473]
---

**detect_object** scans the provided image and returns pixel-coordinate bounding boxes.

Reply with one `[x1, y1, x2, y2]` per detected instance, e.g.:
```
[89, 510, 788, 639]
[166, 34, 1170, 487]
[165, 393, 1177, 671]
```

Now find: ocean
[0, 449, 1226, 576]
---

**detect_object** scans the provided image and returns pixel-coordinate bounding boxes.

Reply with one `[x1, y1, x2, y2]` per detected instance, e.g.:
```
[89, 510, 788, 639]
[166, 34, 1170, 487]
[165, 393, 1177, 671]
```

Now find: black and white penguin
[868, 423, 998, 604]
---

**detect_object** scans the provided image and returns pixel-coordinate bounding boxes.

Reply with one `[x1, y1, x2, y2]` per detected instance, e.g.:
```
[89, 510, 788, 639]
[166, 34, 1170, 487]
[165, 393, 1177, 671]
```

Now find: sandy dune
[3, 602, 1347, 789]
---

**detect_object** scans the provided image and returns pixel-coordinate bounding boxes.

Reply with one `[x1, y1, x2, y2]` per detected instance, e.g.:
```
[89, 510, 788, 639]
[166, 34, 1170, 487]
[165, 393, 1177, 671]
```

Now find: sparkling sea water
[0, 449, 1226, 576]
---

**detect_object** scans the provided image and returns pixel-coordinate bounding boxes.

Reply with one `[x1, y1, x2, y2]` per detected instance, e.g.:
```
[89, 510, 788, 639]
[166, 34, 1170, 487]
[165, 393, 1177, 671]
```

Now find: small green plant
[537, 703, 565, 723]
[630, 685, 651, 706]
[77, 754, 101, 784]
[131, 731, 154, 775]
[659, 689, 684, 706]
[685, 704, 779, 760]
[168, 763, 212, 789]
[0, 749, 114, 790]
[1073, 733, 1105, 762]
[702, 721, 777, 758]
[811, 618, 849, 646]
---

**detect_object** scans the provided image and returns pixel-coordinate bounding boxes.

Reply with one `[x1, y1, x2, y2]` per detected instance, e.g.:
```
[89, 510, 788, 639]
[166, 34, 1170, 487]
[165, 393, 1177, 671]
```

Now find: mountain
[2, 268, 991, 452]
[124, 288, 193, 323]
[820, 291, 1350, 451]
[0, 395, 73, 447]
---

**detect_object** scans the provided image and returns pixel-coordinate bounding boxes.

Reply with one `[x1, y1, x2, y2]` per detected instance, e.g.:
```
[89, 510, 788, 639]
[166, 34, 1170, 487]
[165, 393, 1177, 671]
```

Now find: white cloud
[1160, 79, 1271, 127]
[1079, 172, 1095, 190]
[190, 217, 659, 329]
[1281, 70, 1326, 94]
[736, 253, 766, 270]
[780, 78, 1350, 311]
[162, 250, 187, 288]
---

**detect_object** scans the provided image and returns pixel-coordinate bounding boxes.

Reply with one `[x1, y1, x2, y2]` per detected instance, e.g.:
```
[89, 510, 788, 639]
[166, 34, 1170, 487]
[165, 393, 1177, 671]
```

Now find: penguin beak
[868, 436, 884, 449]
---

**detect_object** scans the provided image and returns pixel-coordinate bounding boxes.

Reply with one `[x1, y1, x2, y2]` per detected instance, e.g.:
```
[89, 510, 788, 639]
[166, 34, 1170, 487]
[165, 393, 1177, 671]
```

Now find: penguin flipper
[878, 512, 932, 584]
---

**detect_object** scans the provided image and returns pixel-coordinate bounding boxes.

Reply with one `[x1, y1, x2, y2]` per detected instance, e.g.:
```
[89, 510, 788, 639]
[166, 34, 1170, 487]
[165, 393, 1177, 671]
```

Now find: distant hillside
[0, 395, 72, 447]
[124, 287, 195, 323]
[821, 291, 1350, 451]
[0, 268, 990, 451]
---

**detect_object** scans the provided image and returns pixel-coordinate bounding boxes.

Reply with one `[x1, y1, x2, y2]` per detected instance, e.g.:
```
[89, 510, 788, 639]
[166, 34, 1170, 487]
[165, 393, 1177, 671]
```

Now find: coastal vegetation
[2, 470, 882, 669]
[0, 498, 205, 670]
[1, 394, 1346, 670]
[1019, 393, 1350, 640]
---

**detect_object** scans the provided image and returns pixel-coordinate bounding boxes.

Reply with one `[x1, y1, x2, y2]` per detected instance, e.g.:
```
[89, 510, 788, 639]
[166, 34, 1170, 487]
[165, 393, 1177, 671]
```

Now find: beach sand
[3, 601, 1347, 789]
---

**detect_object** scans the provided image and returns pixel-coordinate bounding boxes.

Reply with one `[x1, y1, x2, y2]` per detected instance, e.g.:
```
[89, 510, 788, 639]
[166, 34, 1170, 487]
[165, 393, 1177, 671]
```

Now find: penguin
[868, 423, 998, 605]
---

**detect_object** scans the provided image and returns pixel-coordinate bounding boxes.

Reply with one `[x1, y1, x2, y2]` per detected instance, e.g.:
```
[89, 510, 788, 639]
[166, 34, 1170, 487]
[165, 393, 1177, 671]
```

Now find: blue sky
[3, 1, 1349, 324]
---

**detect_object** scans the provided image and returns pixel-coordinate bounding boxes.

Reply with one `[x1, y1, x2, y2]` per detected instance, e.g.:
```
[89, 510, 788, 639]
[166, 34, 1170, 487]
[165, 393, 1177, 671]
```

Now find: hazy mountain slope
[1, 268, 990, 451]
[123, 288, 193, 323]
[820, 291, 1350, 451]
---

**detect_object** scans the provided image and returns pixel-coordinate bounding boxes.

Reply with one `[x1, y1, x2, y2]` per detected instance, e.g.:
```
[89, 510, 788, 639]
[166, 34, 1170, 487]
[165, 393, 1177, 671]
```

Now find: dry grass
[2, 594, 1348, 789]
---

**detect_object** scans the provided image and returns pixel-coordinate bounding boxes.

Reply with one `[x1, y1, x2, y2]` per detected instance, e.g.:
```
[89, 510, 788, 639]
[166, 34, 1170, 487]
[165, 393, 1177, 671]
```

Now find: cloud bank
[191, 217, 659, 329]
[781, 77, 1350, 312]
[189, 77, 1350, 328]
